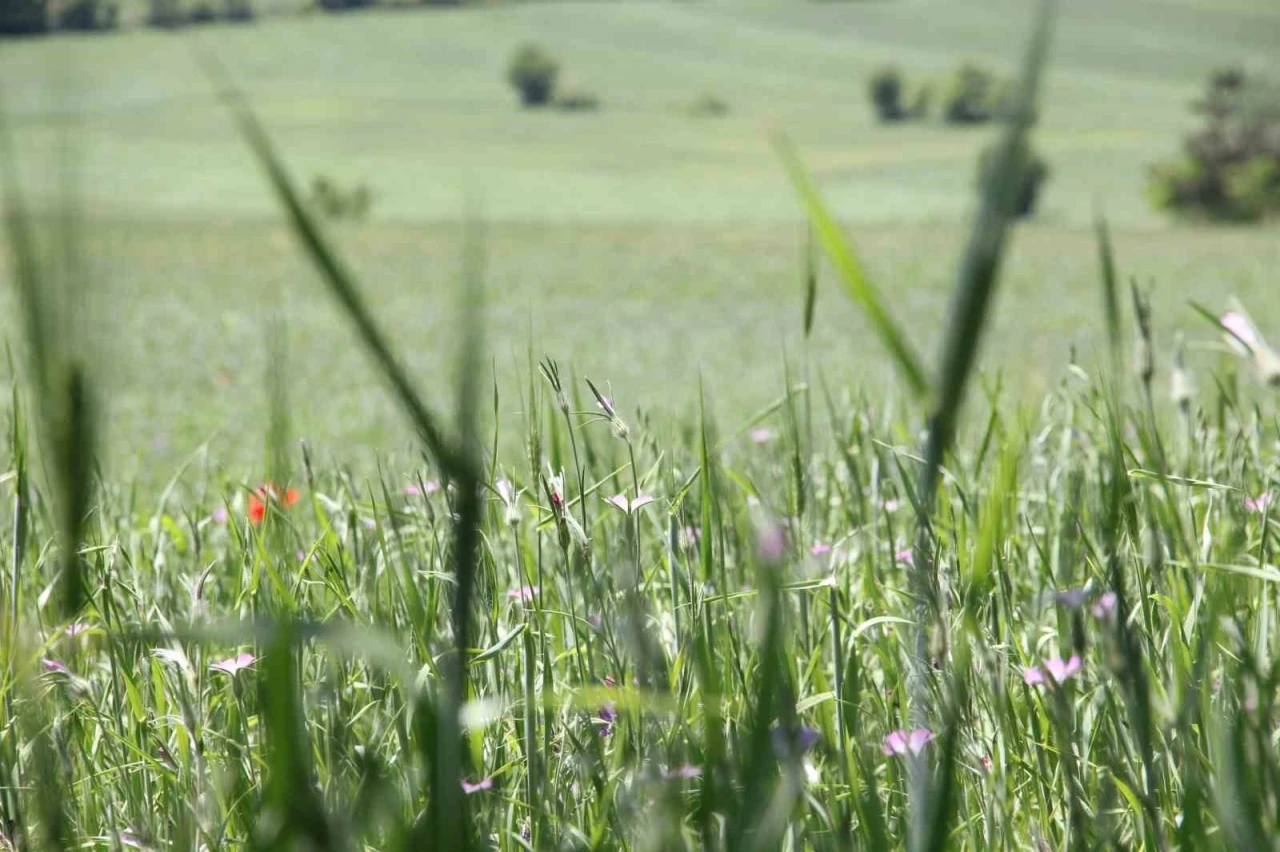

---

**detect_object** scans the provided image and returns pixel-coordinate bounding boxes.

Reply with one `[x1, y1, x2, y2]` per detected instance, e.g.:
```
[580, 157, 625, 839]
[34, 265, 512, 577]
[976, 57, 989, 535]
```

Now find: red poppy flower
[248, 483, 300, 524]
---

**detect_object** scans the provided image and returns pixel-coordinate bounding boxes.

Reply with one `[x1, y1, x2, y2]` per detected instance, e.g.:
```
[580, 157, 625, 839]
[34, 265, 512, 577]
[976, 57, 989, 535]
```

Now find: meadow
[4, 0, 1280, 849]
[0, 0, 1278, 483]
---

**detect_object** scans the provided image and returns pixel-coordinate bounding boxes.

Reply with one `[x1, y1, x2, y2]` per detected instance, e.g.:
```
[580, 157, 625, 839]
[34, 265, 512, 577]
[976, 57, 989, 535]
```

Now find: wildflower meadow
[4, 1, 1280, 850]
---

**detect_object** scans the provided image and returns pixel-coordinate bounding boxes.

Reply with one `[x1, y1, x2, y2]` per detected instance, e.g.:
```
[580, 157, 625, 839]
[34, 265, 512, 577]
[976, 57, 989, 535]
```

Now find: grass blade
[773, 133, 929, 398]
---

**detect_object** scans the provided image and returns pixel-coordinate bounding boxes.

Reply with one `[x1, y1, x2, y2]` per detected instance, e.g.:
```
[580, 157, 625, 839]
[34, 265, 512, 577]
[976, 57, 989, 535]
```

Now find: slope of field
[2, 0, 1277, 227]
[0, 0, 1278, 484]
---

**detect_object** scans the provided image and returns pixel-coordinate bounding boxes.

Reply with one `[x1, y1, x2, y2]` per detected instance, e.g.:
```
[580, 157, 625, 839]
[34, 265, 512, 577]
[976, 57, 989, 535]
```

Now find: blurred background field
[1, 0, 1277, 484]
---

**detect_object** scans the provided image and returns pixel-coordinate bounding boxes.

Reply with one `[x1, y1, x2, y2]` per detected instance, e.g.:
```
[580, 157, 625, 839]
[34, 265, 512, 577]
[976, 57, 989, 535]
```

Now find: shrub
[507, 43, 559, 107]
[977, 139, 1049, 218]
[1148, 68, 1280, 222]
[146, 0, 184, 26]
[309, 174, 374, 222]
[55, 0, 116, 29]
[868, 65, 905, 122]
[906, 79, 932, 120]
[0, 0, 48, 34]
[942, 62, 998, 125]
[224, 0, 252, 20]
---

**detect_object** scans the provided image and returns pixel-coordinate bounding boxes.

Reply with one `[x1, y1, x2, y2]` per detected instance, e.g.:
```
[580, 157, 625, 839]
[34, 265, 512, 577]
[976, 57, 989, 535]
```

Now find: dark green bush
[55, 0, 116, 29]
[507, 43, 559, 107]
[942, 62, 998, 125]
[1148, 68, 1280, 222]
[868, 65, 905, 122]
[0, 0, 48, 35]
[309, 175, 374, 222]
[977, 139, 1049, 218]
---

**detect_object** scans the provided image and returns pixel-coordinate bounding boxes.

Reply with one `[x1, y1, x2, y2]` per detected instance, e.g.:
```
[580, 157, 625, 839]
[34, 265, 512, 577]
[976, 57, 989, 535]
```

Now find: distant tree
[55, 0, 116, 29]
[1148, 68, 1280, 222]
[977, 138, 1049, 218]
[0, 0, 48, 35]
[868, 66, 905, 122]
[507, 43, 559, 107]
[942, 62, 998, 125]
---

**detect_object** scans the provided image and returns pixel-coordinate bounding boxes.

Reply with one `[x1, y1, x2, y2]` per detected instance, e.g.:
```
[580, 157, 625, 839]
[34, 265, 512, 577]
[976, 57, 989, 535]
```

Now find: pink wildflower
[461, 777, 493, 794]
[749, 427, 773, 444]
[1245, 492, 1273, 513]
[210, 652, 256, 677]
[882, 728, 934, 756]
[508, 585, 538, 602]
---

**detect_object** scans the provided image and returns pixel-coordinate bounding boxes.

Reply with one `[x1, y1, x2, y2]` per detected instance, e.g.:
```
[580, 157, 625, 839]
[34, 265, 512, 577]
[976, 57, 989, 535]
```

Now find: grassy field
[0, 0, 1278, 485]
[7, 3, 1280, 850]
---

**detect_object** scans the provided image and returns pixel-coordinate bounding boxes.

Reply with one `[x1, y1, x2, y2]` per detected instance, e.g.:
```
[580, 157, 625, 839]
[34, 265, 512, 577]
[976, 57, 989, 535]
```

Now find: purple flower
[757, 523, 787, 564]
[980, 754, 993, 774]
[587, 614, 603, 631]
[507, 585, 538, 602]
[210, 652, 256, 677]
[894, 548, 914, 566]
[598, 703, 617, 737]
[882, 728, 934, 756]
[1024, 655, 1081, 687]
[1246, 492, 1274, 513]
[41, 658, 70, 674]
[749, 427, 773, 444]
[771, 724, 820, 759]
[604, 493, 656, 514]
[662, 764, 703, 780]
[211, 506, 229, 524]
[1054, 587, 1089, 609]
[1092, 591, 1118, 621]
[460, 777, 493, 794]
[810, 543, 832, 557]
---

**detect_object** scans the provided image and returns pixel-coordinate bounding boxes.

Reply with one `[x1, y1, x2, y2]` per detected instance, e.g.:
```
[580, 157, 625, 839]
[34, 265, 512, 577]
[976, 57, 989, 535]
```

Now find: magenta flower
[1221, 311, 1259, 353]
[1024, 655, 1082, 687]
[604, 494, 656, 513]
[662, 764, 703, 780]
[460, 777, 493, 794]
[882, 728, 934, 756]
[210, 652, 256, 677]
[1092, 591, 1118, 621]
[979, 754, 993, 774]
[507, 585, 538, 602]
[749, 427, 773, 444]
[810, 543, 832, 557]
[895, 548, 914, 566]
[41, 658, 70, 674]
[211, 506, 229, 524]
[683, 525, 702, 543]
[1246, 492, 1273, 513]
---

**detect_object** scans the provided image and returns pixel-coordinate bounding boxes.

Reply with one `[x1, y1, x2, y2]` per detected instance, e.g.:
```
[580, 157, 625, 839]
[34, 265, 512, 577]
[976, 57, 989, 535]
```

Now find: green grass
[1, 0, 1279, 482]
[6, 4, 1280, 848]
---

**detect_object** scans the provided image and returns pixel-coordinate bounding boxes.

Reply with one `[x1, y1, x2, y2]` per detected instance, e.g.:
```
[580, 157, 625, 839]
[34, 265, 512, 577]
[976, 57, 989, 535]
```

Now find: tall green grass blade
[205, 57, 468, 482]
[773, 133, 929, 398]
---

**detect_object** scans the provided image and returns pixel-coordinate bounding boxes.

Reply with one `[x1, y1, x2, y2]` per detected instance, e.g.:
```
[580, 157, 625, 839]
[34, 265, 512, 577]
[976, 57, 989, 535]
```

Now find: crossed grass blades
[7, 0, 1280, 849]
